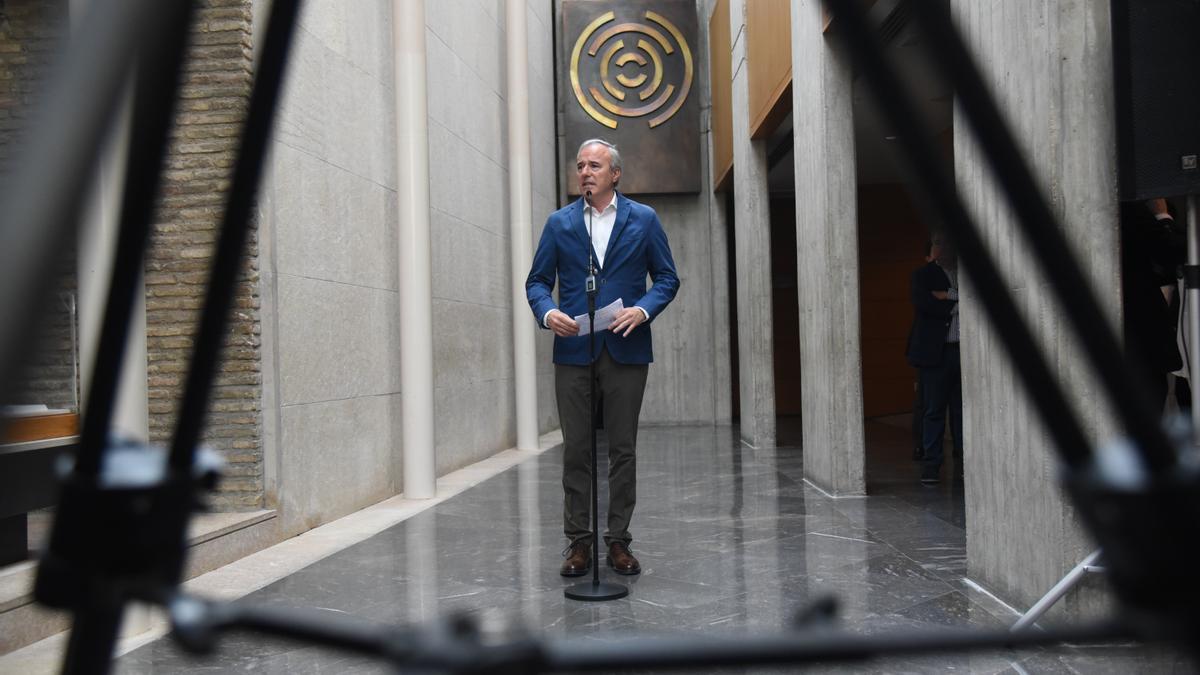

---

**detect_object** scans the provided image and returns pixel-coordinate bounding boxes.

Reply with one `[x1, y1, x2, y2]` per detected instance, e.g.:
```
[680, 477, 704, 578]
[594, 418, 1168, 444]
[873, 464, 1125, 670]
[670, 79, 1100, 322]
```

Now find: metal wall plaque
[560, 0, 701, 195]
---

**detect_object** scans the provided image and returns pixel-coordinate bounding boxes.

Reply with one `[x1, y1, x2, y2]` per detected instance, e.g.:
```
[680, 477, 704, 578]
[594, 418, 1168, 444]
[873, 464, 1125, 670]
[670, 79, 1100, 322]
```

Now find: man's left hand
[610, 308, 646, 337]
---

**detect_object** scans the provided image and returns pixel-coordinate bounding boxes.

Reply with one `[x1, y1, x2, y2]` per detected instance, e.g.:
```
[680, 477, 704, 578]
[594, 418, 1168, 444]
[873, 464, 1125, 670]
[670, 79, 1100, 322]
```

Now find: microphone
[584, 190, 597, 297]
[585, 190, 594, 253]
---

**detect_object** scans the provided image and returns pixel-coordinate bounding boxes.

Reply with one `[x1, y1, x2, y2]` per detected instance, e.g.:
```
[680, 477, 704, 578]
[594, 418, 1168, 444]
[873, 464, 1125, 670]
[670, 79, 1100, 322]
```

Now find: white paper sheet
[574, 298, 624, 336]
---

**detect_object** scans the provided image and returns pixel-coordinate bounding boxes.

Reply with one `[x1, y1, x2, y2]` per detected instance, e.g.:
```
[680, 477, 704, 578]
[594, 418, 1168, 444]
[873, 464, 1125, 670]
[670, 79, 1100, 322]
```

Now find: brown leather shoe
[560, 541, 591, 577]
[607, 541, 641, 575]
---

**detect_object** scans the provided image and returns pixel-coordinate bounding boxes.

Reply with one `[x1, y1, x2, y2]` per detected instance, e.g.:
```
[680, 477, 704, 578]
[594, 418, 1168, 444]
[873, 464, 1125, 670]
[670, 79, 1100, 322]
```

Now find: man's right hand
[546, 309, 580, 337]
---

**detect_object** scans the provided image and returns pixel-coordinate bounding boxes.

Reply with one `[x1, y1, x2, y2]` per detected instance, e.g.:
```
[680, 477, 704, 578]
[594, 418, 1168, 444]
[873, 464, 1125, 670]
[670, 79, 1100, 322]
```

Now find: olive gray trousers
[555, 346, 648, 547]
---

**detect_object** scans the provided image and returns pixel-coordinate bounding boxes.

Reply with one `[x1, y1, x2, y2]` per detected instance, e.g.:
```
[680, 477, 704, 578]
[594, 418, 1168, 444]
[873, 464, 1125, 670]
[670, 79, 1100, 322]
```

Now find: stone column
[70, 2, 149, 444]
[506, 0, 538, 452]
[394, 0, 436, 499]
[953, 0, 1120, 619]
[729, 0, 776, 448]
[703, 0, 733, 426]
[790, 0, 864, 495]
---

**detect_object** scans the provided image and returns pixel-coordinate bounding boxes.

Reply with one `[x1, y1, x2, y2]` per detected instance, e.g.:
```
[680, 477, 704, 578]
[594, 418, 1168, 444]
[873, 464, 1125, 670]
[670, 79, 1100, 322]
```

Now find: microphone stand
[565, 191, 627, 601]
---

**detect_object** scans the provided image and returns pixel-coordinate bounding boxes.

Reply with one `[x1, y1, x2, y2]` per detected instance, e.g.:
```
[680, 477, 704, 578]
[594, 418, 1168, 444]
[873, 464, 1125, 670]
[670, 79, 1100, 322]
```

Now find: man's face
[939, 243, 957, 266]
[931, 239, 956, 266]
[577, 143, 620, 199]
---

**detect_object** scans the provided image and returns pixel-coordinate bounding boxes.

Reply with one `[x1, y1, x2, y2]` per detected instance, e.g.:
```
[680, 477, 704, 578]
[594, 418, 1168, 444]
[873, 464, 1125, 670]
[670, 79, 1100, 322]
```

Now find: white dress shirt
[585, 192, 619, 269]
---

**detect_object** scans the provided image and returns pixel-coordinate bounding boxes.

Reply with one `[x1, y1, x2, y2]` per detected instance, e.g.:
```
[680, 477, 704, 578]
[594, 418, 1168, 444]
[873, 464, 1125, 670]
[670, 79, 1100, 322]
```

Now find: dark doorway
[764, 118, 802, 447]
[853, 2, 962, 518]
[770, 196, 801, 446]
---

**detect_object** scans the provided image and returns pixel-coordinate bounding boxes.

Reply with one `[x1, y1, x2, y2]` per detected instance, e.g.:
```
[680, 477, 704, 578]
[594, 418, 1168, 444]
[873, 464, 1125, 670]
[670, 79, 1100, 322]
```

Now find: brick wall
[146, 0, 262, 511]
[0, 0, 77, 412]
[0, 0, 64, 171]
[3, 0, 265, 511]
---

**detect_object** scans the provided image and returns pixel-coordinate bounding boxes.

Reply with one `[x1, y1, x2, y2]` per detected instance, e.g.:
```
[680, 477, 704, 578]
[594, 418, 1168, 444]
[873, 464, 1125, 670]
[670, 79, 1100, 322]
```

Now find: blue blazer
[526, 194, 680, 366]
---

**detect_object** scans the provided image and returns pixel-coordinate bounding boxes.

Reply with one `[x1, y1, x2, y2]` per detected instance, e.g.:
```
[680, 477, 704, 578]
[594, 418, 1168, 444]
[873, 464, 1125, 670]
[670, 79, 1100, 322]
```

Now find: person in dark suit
[1121, 198, 1185, 411]
[906, 235, 961, 484]
[526, 139, 679, 577]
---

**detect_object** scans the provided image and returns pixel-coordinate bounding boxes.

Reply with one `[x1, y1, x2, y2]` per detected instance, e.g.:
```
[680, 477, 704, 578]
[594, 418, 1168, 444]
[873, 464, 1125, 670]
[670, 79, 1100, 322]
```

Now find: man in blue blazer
[526, 139, 679, 577]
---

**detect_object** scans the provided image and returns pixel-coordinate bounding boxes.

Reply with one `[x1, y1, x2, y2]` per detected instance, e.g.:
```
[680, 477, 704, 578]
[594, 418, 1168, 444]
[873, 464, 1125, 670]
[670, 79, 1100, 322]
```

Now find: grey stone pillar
[702, 0, 733, 426]
[729, 0, 776, 448]
[394, 0, 436, 499]
[707, 191, 734, 426]
[953, 0, 1120, 620]
[506, 0, 538, 452]
[790, 0, 864, 494]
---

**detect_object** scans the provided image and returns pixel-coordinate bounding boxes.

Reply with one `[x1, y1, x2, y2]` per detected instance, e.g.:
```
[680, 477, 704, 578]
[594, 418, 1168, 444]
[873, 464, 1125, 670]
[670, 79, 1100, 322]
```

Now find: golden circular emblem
[569, 10, 694, 129]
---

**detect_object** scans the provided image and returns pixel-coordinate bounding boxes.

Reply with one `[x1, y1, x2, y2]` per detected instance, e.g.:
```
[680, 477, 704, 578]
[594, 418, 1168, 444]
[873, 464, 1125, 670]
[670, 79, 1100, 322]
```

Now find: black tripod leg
[62, 593, 125, 675]
[591, 345, 600, 583]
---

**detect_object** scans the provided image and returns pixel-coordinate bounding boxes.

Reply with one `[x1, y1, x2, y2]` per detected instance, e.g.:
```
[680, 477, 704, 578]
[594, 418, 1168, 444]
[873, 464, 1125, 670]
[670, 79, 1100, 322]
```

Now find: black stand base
[564, 580, 629, 601]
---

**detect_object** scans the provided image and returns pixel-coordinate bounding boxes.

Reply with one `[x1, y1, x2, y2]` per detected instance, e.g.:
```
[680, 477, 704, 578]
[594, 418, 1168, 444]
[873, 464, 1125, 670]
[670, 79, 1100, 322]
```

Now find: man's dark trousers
[920, 342, 962, 470]
[555, 345, 647, 547]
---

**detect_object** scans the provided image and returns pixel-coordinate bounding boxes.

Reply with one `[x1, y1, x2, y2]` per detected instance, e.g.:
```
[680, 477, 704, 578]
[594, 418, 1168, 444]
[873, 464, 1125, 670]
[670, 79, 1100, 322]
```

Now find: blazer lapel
[602, 194, 632, 271]
[569, 198, 594, 261]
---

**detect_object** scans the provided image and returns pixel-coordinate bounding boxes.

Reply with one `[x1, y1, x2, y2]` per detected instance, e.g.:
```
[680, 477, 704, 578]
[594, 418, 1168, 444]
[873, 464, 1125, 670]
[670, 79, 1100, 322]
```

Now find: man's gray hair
[577, 138, 622, 172]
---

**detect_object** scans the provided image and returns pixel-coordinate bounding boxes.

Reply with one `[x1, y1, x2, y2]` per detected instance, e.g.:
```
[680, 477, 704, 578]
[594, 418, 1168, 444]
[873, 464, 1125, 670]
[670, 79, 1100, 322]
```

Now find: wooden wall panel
[747, 0, 791, 139]
[858, 184, 929, 418]
[2, 412, 79, 444]
[709, 0, 733, 191]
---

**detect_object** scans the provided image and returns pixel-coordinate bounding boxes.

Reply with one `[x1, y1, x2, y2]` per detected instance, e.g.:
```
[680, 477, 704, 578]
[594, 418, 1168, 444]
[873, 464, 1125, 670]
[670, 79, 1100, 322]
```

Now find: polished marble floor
[117, 422, 1190, 673]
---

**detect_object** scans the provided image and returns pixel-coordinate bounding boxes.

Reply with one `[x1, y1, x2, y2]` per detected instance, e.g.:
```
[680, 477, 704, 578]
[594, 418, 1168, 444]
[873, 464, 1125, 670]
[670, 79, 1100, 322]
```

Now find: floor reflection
[117, 424, 1186, 674]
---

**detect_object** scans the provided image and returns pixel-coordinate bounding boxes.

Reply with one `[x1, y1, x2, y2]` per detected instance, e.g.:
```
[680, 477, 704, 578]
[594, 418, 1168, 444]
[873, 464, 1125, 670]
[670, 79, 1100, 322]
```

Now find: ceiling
[766, 0, 953, 193]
